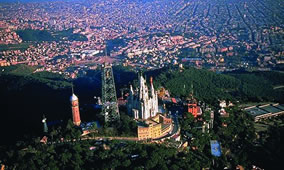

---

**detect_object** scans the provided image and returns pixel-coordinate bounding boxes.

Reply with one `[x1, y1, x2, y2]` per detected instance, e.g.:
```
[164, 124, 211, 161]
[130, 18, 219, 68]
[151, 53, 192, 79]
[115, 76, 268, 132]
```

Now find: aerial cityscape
[0, 0, 283, 169]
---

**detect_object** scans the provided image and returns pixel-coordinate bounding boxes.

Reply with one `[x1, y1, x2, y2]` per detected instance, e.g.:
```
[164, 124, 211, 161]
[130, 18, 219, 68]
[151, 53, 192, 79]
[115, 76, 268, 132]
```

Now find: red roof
[171, 98, 177, 103]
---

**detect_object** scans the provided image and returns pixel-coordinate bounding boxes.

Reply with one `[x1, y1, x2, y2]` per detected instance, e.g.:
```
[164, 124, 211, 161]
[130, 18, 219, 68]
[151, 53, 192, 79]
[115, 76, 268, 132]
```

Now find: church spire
[150, 76, 155, 97]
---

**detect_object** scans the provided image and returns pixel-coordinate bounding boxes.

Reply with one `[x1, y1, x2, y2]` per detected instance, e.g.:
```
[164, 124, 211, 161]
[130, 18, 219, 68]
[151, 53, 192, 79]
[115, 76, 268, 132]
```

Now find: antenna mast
[101, 43, 120, 123]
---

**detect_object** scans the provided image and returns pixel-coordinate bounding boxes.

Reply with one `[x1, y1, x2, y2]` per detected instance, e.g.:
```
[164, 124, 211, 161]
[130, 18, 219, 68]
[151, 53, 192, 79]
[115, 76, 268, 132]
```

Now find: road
[154, 105, 182, 140]
[82, 136, 138, 141]
[273, 85, 284, 90]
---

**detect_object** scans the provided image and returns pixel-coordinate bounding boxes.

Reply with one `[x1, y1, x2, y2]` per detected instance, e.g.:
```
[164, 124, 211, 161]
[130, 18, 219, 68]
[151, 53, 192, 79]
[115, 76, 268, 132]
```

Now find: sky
[0, 0, 66, 2]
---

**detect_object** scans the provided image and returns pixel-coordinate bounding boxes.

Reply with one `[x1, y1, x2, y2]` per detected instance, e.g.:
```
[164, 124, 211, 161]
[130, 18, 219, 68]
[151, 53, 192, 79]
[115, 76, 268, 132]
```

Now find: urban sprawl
[0, 0, 283, 78]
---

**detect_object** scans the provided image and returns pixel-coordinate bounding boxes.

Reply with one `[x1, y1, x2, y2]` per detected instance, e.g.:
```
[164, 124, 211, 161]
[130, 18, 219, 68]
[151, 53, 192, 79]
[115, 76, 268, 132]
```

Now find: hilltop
[1, 65, 284, 145]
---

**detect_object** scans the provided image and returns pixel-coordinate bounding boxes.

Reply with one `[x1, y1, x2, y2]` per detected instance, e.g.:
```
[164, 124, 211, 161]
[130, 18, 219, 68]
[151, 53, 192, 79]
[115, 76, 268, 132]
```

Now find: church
[127, 75, 159, 120]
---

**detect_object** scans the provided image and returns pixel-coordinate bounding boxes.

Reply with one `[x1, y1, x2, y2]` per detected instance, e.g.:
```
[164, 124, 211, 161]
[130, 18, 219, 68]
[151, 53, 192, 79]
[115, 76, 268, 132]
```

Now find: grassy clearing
[0, 64, 36, 75]
[254, 116, 284, 132]
[0, 42, 33, 52]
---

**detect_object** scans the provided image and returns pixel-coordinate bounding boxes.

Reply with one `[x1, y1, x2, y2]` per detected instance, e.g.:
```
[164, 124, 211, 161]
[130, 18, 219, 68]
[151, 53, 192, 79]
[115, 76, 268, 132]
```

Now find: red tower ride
[185, 84, 201, 118]
[70, 93, 81, 126]
[187, 102, 198, 117]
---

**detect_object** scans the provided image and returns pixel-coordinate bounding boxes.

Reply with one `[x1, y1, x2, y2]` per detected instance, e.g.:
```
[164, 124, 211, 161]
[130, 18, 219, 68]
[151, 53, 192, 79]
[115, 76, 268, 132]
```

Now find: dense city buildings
[0, 0, 282, 77]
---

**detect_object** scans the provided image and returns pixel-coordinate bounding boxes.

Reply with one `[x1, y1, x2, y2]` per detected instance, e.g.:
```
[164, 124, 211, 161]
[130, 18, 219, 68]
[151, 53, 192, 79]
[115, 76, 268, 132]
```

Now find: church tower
[127, 74, 159, 120]
[70, 92, 81, 126]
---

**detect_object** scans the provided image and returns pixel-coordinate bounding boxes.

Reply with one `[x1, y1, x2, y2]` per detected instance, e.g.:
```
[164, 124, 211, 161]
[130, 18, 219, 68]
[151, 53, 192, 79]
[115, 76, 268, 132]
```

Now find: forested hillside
[0, 65, 72, 145]
[149, 67, 284, 105]
[0, 65, 135, 145]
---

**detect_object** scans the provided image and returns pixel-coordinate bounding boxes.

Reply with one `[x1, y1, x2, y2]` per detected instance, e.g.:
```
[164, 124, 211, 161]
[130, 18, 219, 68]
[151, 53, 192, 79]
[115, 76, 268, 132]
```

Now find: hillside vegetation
[149, 67, 284, 105]
[0, 65, 72, 145]
[0, 64, 71, 89]
[16, 29, 88, 42]
[0, 65, 136, 145]
[1, 65, 283, 144]
[16, 29, 54, 41]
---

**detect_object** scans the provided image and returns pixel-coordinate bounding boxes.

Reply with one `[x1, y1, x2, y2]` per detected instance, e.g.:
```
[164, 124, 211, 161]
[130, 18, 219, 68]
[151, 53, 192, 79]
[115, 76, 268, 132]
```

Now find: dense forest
[0, 108, 251, 169]
[148, 66, 284, 105]
[1, 106, 283, 169]
[0, 65, 72, 145]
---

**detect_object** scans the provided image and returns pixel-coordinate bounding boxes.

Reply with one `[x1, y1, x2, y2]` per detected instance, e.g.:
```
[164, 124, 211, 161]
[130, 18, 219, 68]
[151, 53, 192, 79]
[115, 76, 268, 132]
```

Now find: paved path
[82, 136, 138, 141]
[273, 85, 284, 90]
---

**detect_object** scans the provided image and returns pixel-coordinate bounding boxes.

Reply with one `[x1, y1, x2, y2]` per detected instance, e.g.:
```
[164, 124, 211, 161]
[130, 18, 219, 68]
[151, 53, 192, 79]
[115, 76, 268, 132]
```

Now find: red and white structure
[70, 93, 81, 126]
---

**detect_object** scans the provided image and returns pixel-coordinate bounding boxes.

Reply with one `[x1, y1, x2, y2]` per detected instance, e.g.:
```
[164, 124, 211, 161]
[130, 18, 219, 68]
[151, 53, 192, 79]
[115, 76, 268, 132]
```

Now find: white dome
[70, 94, 78, 101]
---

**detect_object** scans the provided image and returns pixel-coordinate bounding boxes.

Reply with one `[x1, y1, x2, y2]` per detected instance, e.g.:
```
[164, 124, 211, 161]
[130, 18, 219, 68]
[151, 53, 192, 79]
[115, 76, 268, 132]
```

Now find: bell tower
[70, 86, 81, 126]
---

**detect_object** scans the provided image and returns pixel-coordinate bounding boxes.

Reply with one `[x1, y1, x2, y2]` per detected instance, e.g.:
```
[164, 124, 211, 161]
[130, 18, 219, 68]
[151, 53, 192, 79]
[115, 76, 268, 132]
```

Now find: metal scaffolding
[101, 63, 120, 123]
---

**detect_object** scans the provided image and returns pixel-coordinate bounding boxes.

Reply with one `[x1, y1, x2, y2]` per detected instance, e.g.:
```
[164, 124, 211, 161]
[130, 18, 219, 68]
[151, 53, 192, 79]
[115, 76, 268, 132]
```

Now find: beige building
[137, 114, 172, 140]
[0, 60, 9, 66]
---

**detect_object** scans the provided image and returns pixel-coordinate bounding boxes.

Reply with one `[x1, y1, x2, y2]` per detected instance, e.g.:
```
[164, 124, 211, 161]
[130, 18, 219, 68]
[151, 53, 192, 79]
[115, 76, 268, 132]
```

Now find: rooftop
[245, 104, 284, 117]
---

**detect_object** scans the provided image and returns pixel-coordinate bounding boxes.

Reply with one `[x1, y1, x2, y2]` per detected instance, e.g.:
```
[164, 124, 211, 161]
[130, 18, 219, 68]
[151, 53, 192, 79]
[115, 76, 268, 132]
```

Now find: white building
[127, 75, 159, 120]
